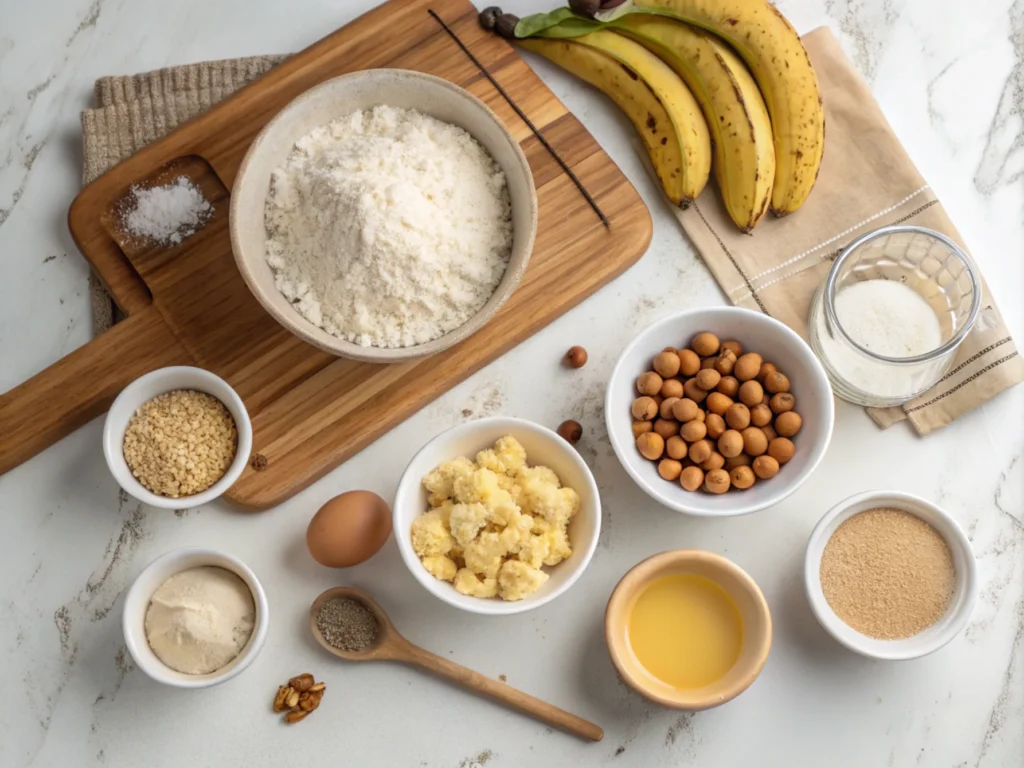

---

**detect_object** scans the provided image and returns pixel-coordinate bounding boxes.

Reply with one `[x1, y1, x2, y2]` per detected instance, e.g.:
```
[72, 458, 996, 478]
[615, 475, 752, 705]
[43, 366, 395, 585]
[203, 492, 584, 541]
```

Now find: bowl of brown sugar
[804, 490, 977, 660]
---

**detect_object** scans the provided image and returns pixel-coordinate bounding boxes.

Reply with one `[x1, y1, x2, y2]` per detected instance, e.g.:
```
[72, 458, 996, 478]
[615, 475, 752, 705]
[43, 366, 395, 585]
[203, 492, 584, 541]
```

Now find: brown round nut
[679, 420, 707, 442]
[718, 430, 744, 459]
[661, 378, 684, 399]
[566, 346, 588, 368]
[764, 371, 791, 394]
[770, 392, 796, 414]
[680, 466, 704, 492]
[725, 453, 752, 469]
[653, 419, 680, 439]
[557, 420, 582, 445]
[753, 455, 780, 479]
[768, 437, 796, 464]
[691, 332, 720, 357]
[683, 378, 708, 403]
[741, 426, 768, 456]
[631, 396, 658, 421]
[775, 411, 803, 437]
[677, 348, 701, 376]
[700, 357, 718, 370]
[636, 432, 665, 460]
[716, 375, 740, 397]
[734, 353, 763, 381]
[721, 340, 743, 357]
[688, 439, 713, 465]
[693, 408, 706, 423]
[714, 349, 737, 375]
[725, 403, 751, 430]
[632, 420, 653, 438]
[730, 465, 756, 490]
[750, 403, 773, 427]
[660, 397, 681, 420]
[705, 412, 726, 439]
[666, 435, 689, 460]
[663, 346, 679, 354]
[701, 451, 725, 471]
[757, 362, 777, 383]
[658, 459, 683, 481]
[637, 371, 664, 395]
[761, 392, 771, 406]
[695, 369, 721, 391]
[653, 351, 681, 378]
[762, 424, 778, 442]
[704, 468, 731, 494]
[738, 380, 764, 407]
[671, 397, 699, 423]
[705, 392, 733, 415]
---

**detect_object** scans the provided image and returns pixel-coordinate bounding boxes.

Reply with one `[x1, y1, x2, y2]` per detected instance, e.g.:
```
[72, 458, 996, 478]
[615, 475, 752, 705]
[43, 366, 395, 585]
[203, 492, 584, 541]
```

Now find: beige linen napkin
[673, 27, 1023, 435]
[81, 55, 285, 332]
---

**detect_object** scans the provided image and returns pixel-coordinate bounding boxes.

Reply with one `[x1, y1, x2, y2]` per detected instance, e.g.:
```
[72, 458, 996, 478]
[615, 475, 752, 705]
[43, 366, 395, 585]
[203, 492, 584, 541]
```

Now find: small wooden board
[0, 0, 651, 508]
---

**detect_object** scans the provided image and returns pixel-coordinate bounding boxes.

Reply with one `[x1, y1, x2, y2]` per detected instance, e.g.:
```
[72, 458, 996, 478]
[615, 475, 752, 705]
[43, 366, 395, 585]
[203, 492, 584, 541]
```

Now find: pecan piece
[288, 673, 315, 693]
[272, 685, 291, 712]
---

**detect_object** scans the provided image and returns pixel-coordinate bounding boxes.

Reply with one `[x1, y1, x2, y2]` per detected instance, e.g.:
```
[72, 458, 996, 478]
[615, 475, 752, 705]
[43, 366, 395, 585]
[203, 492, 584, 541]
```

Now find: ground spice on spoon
[316, 597, 380, 652]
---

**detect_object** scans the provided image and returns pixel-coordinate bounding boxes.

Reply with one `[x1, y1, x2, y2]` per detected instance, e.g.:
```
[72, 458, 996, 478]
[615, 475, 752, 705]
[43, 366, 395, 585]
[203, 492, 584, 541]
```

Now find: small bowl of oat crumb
[103, 366, 252, 509]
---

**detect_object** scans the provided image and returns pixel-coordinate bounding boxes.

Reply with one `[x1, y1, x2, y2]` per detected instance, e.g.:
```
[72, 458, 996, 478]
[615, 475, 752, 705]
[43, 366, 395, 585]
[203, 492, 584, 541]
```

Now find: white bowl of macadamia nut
[605, 308, 834, 517]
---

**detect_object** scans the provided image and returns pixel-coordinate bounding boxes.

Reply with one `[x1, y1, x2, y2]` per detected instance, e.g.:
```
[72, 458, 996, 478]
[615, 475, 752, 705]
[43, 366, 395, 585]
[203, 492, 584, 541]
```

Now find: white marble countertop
[2, 0, 1022, 765]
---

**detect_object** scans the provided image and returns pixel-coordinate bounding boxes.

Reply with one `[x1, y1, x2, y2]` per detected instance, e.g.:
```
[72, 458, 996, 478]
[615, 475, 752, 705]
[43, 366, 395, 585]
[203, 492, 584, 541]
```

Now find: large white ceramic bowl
[804, 490, 977, 660]
[230, 69, 538, 363]
[103, 366, 252, 510]
[123, 548, 269, 688]
[393, 417, 601, 615]
[605, 307, 834, 516]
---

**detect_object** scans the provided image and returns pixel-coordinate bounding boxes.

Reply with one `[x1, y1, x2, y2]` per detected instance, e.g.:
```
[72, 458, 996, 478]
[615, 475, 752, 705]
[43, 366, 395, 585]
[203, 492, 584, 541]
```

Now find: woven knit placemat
[81, 55, 286, 333]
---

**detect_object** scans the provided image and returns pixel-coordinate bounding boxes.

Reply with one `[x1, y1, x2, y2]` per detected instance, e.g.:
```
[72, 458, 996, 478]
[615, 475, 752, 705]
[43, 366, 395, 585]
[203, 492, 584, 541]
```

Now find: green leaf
[513, 8, 578, 38]
[534, 16, 606, 38]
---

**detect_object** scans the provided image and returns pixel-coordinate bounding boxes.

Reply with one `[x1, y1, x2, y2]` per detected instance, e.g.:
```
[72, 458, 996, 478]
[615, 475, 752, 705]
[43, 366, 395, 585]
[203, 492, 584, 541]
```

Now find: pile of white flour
[265, 106, 513, 348]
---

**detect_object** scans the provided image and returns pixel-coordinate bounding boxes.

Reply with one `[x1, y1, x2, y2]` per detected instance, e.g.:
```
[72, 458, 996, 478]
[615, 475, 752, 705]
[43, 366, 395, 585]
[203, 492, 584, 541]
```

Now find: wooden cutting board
[0, 0, 652, 509]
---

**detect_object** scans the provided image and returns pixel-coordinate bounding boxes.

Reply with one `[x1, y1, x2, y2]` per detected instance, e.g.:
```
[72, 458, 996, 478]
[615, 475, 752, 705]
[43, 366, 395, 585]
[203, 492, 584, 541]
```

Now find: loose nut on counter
[273, 673, 326, 724]
[566, 346, 588, 368]
[557, 419, 583, 445]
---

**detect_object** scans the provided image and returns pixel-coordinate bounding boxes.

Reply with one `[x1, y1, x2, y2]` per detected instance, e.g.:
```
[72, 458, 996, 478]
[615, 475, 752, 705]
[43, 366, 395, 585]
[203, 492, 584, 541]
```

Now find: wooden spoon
[309, 586, 603, 742]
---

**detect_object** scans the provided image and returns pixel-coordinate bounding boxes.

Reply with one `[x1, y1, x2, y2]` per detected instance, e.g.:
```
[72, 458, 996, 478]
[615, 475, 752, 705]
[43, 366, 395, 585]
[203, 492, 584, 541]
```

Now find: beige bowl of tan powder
[804, 490, 977, 660]
[229, 69, 537, 363]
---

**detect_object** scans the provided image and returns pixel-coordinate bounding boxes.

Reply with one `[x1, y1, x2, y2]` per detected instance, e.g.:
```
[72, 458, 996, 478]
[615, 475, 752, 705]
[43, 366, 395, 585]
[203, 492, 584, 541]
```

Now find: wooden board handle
[399, 639, 603, 742]
[0, 311, 190, 475]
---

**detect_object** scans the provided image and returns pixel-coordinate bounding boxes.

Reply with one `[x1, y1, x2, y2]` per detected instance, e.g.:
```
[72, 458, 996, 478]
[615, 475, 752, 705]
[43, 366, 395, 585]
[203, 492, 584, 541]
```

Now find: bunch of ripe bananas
[481, 0, 825, 232]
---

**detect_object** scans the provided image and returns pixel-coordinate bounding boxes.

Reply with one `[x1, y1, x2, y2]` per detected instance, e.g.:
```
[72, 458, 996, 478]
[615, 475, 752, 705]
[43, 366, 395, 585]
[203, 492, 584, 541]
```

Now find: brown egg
[307, 491, 393, 568]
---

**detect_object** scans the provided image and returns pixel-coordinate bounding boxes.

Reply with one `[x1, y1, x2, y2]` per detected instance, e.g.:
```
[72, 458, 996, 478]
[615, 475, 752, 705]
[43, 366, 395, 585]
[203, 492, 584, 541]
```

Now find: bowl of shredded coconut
[230, 69, 537, 362]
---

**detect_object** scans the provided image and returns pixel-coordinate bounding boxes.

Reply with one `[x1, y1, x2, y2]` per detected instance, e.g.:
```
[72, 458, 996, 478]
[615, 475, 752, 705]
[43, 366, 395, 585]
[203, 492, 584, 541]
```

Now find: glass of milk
[809, 225, 980, 407]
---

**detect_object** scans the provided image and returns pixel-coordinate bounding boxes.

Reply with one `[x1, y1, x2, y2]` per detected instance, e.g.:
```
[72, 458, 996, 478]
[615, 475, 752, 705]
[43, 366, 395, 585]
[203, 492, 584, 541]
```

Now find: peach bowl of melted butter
[605, 550, 772, 710]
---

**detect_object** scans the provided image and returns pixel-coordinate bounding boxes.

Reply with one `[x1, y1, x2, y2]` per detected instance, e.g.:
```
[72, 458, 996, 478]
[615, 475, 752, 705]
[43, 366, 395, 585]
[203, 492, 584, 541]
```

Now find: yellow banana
[518, 33, 711, 206]
[624, 0, 824, 215]
[613, 15, 775, 231]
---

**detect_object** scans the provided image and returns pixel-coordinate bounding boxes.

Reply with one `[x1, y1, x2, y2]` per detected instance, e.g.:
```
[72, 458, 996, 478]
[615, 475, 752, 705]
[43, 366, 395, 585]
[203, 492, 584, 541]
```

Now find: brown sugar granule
[820, 507, 955, 639]
[123, 389, 238, 498]
[316, 598, 380, 652]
